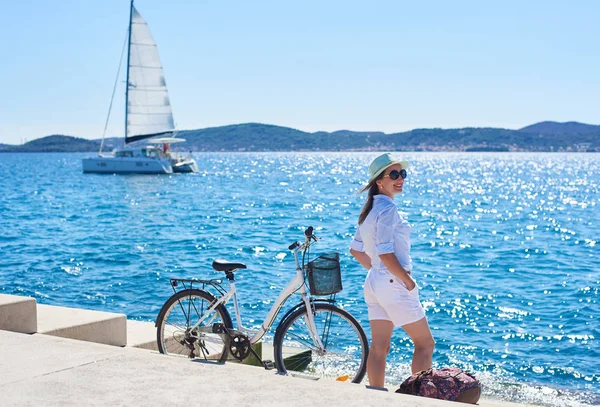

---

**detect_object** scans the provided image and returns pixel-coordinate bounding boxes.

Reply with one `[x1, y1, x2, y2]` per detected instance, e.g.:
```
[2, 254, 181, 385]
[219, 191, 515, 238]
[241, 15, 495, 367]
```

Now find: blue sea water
[0, 152, 598, 406]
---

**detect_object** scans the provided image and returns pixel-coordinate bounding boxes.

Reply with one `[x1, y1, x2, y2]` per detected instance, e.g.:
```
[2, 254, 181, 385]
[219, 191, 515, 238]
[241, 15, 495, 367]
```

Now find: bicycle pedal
[262, 360, 275, 370]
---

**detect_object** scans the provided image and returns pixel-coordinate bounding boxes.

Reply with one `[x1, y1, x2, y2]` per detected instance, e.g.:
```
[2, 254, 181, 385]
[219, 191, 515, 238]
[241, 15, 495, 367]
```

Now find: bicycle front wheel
[156, 289, 232, 362]
[273, 303, 368, 383]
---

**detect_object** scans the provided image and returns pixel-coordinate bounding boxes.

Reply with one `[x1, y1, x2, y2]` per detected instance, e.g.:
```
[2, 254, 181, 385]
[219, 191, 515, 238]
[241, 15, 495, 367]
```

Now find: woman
[350, 153, 435, 389]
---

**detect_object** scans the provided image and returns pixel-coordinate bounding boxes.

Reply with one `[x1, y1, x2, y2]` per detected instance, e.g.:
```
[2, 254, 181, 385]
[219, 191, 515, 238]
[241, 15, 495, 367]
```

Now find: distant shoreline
[2, 120, 599, 153]
[3, 149, 600, 154]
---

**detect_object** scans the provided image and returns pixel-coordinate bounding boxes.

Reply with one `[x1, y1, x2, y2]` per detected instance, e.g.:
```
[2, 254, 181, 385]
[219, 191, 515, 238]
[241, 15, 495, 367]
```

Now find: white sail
[83, 1, 198, 174]
[126, 6, 174, 143]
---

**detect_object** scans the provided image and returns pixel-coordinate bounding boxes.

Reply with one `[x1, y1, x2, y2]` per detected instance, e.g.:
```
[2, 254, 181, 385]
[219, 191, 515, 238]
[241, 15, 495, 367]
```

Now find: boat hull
[82, 157, 173, 174]
[172, 159, 199, 173]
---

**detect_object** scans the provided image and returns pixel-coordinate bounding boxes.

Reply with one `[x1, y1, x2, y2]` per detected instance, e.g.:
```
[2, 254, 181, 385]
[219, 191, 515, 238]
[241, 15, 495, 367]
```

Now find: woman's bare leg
[367, 320, 394, 388]
[402, 317, 435, 374]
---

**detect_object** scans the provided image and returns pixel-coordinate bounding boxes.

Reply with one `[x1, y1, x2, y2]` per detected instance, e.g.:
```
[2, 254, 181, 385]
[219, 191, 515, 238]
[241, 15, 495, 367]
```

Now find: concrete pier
[0, 330, 534, 407]
[0, 294, 538, 406]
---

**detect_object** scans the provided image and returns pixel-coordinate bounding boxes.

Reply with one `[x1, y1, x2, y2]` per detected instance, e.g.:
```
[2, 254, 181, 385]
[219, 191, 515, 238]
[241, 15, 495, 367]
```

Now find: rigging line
[99, 29, 129, 156]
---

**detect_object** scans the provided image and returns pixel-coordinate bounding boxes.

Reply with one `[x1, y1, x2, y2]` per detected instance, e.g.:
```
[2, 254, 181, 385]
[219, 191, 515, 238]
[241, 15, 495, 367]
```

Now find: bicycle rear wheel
[156, 289, 232, 362]
[273, 303, 368, 383]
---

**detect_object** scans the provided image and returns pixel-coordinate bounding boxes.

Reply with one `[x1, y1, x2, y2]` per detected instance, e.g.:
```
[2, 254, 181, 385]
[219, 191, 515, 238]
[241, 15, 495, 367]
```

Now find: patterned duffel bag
[396, 367, 481, 404]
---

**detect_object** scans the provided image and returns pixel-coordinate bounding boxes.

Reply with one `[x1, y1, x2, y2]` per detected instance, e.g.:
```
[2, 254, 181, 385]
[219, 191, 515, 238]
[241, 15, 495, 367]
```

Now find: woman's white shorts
[363, 268, 426, 327]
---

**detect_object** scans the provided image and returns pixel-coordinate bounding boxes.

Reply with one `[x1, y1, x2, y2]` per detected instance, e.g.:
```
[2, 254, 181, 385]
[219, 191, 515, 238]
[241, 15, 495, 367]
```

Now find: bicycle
[155, 226, 369, 383]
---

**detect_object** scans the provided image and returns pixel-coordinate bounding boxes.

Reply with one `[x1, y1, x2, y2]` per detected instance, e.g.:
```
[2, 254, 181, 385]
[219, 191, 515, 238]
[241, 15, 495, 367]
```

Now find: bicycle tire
[156, 288, 233, 362]
[273, 303, 368, 383]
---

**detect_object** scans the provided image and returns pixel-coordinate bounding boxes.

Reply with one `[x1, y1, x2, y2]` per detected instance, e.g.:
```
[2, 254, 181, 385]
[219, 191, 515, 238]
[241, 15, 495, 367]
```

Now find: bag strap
[451, 369, 477, 381]
[410, 368, 433, 394]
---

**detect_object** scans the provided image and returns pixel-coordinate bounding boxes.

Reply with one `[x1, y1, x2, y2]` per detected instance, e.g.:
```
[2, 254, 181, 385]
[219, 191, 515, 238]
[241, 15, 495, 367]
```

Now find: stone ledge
[0, 294, 37, 334]
[126, 320, 157, 350]
[37, 304, 127, 347]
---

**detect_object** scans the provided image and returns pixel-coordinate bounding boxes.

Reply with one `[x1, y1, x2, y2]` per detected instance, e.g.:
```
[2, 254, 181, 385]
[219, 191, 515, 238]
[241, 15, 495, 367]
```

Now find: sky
[1, 0, 599, 145]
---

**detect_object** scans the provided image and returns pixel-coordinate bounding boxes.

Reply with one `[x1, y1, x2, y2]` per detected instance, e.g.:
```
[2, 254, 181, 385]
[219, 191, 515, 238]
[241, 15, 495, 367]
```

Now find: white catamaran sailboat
[83, 1, 198, 174]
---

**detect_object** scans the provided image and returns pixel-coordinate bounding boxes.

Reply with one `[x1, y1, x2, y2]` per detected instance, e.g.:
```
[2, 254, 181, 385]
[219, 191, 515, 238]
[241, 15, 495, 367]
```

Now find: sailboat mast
[124, 0, 134, 144]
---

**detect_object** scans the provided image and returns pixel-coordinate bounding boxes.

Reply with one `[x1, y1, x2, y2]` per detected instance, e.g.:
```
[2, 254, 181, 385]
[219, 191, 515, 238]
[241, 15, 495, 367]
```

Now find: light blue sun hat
[360, 153, 409, 192]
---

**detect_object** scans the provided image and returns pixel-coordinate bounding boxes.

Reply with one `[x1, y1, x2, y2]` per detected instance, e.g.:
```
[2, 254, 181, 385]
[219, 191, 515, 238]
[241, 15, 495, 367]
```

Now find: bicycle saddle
[212, 259, 247, 272]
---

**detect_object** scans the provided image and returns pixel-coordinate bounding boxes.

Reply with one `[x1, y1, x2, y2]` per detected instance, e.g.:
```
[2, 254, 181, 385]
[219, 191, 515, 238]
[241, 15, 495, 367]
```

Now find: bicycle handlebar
[288, 226, 318, 251]
[305, 226, 314, 238]
[305, 226, 318, 243]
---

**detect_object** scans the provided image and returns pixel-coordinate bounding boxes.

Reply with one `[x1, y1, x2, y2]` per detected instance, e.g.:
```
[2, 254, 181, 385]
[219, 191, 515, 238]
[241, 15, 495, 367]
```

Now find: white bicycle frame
[191, 239, 325, 350]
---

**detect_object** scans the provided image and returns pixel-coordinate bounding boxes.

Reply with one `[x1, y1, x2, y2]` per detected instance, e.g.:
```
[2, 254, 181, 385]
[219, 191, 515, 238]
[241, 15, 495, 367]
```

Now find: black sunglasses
[384, 169, 407, 180]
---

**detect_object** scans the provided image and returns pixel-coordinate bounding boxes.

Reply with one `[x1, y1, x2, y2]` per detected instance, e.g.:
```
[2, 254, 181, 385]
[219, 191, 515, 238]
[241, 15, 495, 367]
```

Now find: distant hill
[177, 122, 599, 152]
[2, 121, 599, 152]
[178, 123, 311, 151]
[519, 121, 600, 135]
[1, 135, 100, 152]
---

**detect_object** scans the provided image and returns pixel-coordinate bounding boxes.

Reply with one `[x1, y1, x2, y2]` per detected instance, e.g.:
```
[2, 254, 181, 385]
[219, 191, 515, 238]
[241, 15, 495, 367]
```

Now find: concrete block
[127, 320, 158, 350]
[37, 304, 127, 347]
[0, 294, 37, 334]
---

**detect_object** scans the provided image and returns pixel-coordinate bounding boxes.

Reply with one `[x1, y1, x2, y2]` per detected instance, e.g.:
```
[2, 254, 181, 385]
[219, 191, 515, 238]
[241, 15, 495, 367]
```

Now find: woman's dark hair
[358, 174, 383, 224]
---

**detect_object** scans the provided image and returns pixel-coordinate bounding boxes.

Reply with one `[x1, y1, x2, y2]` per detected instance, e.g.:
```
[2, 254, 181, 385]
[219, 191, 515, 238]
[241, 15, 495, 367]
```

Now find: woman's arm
[350, 248, 372, 270]
[379, 253, 415, 290]
[375, 206, 415, 290]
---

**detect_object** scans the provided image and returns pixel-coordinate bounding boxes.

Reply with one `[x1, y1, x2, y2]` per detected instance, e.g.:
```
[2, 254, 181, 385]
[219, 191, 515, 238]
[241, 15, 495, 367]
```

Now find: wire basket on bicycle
[305, 252, 342, 296]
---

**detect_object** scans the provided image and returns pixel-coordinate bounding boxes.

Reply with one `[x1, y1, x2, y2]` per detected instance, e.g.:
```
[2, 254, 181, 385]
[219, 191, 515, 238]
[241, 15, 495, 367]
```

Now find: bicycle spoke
[275, 305, 368, 383]
[283, 329, 320, 350]
[157, 290, 230, 362]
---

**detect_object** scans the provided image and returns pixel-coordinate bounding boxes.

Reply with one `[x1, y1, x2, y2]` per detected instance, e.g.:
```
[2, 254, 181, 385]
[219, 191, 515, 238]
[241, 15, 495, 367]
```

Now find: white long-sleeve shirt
[350, 194, 413, 272]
